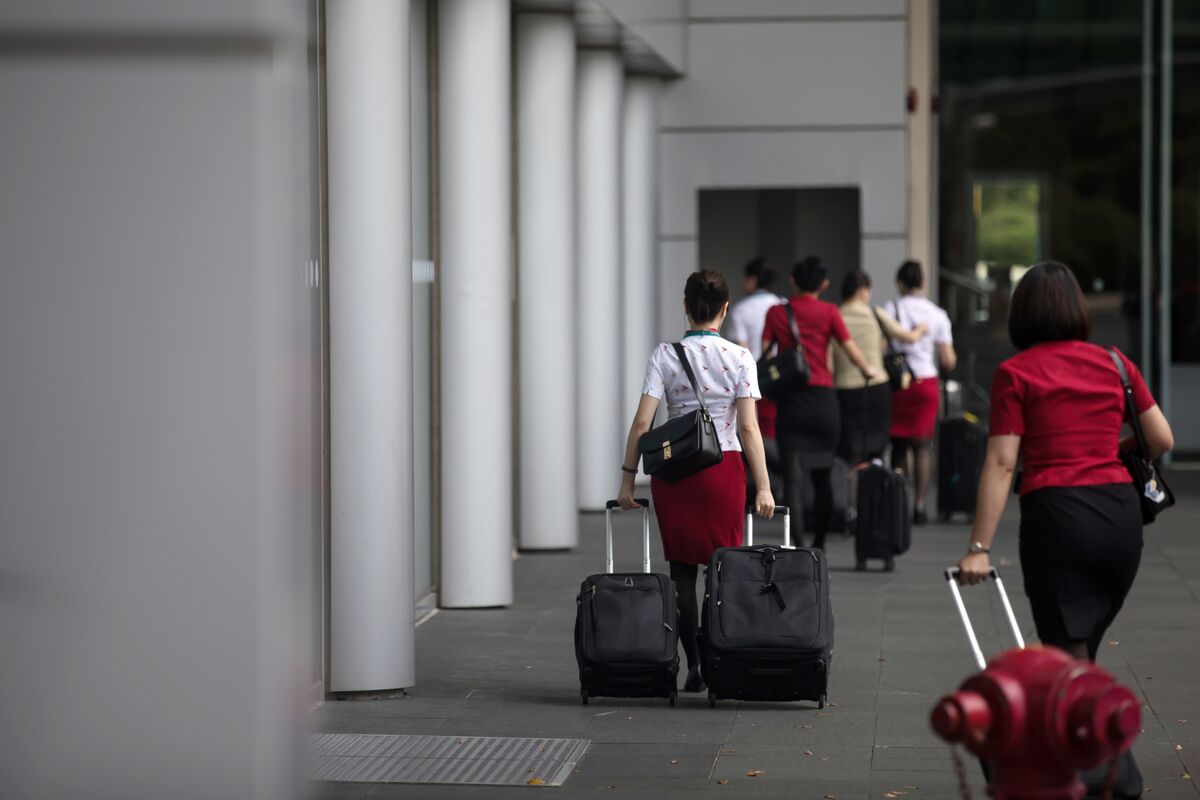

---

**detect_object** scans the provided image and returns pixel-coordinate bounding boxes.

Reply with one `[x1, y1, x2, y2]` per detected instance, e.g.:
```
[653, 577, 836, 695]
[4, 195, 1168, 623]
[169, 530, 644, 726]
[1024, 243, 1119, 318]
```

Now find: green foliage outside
[975, 181, 1040, 267]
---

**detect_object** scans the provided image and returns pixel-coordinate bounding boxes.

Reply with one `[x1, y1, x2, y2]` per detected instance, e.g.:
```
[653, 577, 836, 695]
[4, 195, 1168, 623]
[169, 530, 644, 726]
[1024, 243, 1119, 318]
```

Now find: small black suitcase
[855, 463, 912, 571]
[937, 412, 987, 521]
[575, 499, 679, 706]
[699, 506, 833, 708]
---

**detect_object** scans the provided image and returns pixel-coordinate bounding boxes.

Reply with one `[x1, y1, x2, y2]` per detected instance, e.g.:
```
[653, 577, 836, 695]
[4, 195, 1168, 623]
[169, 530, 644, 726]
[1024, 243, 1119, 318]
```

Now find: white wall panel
[657, 239, 698, 343]
[688, 0, 904, 17]
[862, 237, 909, 305]
[661, 21, 905, 128]
[660, 130, 907, 237]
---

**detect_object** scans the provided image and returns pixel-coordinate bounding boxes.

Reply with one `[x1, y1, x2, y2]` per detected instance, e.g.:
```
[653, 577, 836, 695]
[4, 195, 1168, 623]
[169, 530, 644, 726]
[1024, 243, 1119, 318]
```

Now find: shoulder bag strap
[872, 308, 896, 350]
[784, 303, 803, 351]
[1106, 347, 1150, 461]
[672, 342, 711, 415]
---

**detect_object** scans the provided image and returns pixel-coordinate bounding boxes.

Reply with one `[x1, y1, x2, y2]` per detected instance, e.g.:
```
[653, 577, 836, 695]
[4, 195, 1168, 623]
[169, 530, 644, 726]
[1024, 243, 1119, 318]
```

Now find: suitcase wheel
[708, 690, 717, 708]
[668, 690, 677, 707]
[580, 690, 588, 706]
[818, 695, 826, 710]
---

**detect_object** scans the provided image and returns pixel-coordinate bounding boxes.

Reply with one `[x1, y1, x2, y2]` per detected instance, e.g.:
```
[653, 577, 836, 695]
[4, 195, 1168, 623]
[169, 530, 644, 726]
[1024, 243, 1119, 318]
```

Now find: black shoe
[683, 666, 706, 693]
[913, 507, 928, 526]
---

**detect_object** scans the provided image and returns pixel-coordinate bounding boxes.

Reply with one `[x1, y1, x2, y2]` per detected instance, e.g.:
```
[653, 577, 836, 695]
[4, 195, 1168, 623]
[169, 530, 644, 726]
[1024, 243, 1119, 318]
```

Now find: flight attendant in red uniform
[957, 262, 1174, 663]
[763, 258, 877, 551]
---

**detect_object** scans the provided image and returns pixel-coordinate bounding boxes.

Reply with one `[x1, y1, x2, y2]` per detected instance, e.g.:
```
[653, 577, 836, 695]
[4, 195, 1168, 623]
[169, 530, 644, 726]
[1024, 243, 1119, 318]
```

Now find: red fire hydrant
[930, 646, 1140, 800]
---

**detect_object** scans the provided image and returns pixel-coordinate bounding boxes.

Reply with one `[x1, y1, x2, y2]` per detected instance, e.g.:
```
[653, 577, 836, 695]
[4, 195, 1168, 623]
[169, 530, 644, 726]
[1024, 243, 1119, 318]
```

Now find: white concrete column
[326, 0, 415, 690]
[439, 0, 514, 606]
[576, 49, 624, 511]
[622, 77, 662, 427]
[906, 0, 935, 287]
[516, 13, 579, 549]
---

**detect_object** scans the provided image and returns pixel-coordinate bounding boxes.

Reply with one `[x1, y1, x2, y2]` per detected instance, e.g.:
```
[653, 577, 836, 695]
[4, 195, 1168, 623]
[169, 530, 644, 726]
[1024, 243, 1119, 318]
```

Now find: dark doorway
[698, 188, 862, 302]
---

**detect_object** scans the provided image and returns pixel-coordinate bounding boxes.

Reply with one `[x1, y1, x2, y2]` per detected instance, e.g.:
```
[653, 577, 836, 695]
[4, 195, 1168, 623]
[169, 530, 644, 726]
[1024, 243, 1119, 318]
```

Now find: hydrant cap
[1106, 697, 1140, 745]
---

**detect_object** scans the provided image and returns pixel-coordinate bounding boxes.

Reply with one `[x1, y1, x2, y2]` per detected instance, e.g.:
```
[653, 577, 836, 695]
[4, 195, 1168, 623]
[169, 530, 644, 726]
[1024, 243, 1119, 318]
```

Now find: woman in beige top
[833, 271, 926, 466]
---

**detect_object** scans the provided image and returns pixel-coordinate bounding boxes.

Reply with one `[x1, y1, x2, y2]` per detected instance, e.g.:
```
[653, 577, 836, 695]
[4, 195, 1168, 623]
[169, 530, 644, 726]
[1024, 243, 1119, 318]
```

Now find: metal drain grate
[311, 733, 590, 786]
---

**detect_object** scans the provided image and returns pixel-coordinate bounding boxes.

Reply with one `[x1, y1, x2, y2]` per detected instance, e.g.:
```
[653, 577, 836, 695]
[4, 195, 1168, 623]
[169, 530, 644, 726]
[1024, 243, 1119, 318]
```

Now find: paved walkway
[315, 472, 1200, 799]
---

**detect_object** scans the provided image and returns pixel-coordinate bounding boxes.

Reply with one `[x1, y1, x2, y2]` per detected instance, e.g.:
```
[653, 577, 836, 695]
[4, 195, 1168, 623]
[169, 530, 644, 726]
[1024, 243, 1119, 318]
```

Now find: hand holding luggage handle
[604, 499, 652, 575]
[743, 505, 792, 548]
[943, 567, 1025, 670]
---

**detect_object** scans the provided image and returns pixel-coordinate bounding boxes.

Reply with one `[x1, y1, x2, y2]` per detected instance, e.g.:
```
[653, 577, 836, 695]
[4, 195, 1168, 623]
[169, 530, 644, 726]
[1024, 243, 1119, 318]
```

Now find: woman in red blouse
[763, 258, 877, 550]
[957, 262, 1174, 662]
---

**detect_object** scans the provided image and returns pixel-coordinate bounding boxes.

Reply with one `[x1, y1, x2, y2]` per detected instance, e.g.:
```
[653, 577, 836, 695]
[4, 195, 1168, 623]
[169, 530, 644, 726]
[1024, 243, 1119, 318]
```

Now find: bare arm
[937, 342, 958, 373]
[1120, 404, 1175, 459]
[737, 397, 775, 519]
[893, 323, 929, 344]
[957, 435, 1020, 584]
[617, 394, 660, 510]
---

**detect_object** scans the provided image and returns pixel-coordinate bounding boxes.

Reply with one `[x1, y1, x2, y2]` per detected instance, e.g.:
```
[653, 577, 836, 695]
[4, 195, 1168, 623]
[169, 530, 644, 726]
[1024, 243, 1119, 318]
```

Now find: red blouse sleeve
[762, 305, 784, 349]
[829, 305, 851, 344]
[1117, 349, 1156, 414]
[989, 362, 1026, 437]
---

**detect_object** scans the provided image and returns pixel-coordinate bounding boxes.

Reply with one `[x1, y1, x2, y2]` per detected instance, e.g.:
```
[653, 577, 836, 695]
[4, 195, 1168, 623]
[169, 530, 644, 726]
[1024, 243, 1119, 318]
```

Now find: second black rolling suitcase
[855, 463, 911, 571]
[575, 499, 679, 706]
[698, 506, 833, 708]
[937, 412, 987, 521]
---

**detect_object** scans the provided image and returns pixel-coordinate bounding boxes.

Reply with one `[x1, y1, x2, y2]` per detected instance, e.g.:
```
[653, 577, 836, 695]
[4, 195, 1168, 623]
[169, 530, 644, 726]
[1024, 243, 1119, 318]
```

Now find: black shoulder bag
[756, 304, 810, 401]
[873, 308, 912, 390]
[637, 343, 725, 483]
[1106, 347, 1174, 524]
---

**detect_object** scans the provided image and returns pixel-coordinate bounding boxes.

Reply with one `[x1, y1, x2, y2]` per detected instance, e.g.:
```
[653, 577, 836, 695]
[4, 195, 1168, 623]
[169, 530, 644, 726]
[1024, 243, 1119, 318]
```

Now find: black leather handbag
[1107, 348, 1174, 524]
[638, 343, 724, 483]
[873, 309, 912, 390]
[756, 304, 809, 401]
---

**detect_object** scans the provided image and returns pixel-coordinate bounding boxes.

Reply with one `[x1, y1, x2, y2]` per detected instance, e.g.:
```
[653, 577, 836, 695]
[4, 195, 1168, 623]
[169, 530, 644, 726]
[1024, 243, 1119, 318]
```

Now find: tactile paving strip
[311, 733, 590, 786]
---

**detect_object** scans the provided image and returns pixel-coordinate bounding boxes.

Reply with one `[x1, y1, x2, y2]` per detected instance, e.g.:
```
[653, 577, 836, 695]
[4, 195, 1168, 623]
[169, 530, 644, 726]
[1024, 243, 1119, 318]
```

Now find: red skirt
[650, 453, 746, 566]
[890, 376, 940, 439]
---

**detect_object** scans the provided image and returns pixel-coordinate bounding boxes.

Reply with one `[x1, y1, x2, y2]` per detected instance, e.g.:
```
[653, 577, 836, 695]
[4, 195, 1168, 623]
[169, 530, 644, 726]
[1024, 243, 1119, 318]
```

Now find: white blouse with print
[640, 333, 761, 452]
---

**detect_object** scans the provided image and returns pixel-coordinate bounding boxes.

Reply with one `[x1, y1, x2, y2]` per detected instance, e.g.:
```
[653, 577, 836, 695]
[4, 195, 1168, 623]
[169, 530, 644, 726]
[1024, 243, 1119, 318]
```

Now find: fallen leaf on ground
[804, 750, 814, 756]
[1178, 719, 1188, 724]
[718, 779, 729, 785]
[746, 770, 765, 777]
[670, 759, 680, 765]
[820, 757, 830, 762]
[527, 777, 545, 785]
[1182, 773, 1192, 780]
[1108, 640, 1119, 646]
[817, 712, 828, 717]
[825, 795, 839, 799]
[884, 793, 899, 798]
[828, 702, 839, 707]
[1176, 745, 1184, 751]
[527, 768, 535, 773]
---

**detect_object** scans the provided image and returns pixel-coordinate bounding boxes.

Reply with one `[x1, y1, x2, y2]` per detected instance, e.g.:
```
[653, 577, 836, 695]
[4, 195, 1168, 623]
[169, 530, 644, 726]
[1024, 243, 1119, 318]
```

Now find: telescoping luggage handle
[604, 499, 652, 575]
[743, 505, 792, 548]
[944, 567, 1025, 670]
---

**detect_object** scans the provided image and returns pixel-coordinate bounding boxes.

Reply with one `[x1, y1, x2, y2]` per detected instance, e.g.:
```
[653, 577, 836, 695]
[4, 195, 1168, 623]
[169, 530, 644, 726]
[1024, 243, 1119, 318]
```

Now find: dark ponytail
[684, 270, 730, 324]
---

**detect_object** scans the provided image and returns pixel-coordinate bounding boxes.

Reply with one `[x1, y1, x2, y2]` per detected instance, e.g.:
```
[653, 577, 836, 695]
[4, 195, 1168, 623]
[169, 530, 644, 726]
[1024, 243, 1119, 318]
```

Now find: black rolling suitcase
[937, 412, 987, 521]
[698, 506, 833, 708]
[855, 463, 911, 571]
[575, 499, 679, 706]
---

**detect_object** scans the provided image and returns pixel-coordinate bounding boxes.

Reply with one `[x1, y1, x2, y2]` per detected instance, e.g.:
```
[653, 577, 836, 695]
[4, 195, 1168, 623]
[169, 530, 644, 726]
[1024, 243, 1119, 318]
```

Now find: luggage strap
[759, 549, 787, 611]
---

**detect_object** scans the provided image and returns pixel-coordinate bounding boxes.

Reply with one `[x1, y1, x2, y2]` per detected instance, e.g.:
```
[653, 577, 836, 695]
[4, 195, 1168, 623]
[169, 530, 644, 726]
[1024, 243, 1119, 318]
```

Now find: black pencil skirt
[1018, 483, 1143, 657]
[836, 383, 892, 464]
[776, 385, 839, 466]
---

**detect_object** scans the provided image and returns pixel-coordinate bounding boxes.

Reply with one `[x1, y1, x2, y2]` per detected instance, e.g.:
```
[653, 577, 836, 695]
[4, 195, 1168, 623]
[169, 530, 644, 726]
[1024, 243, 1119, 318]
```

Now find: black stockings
[669, 561, 700, 670]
